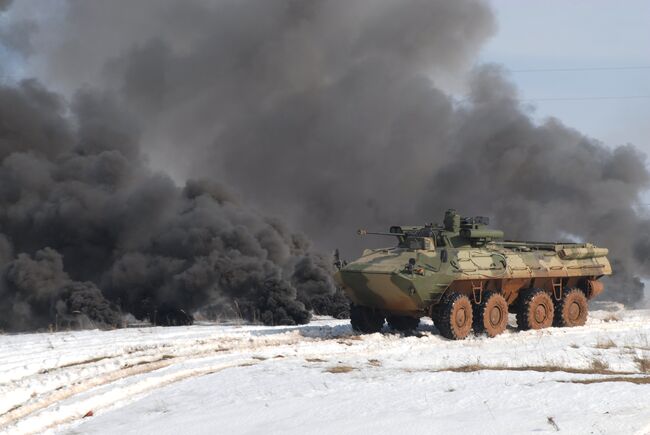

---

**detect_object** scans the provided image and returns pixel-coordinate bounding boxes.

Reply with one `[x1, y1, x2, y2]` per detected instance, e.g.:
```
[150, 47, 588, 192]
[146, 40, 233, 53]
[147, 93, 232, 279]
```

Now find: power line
[456, 94, 650, 104]
[510, 66, 650, 73]
[522, 95, 650, 102]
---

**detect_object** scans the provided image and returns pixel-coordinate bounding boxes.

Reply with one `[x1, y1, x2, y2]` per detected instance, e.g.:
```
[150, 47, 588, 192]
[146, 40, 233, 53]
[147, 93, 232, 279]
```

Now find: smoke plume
[3, 247, 121, 330]
[0, 80, 341, 331]
[0, 0, 648, 330]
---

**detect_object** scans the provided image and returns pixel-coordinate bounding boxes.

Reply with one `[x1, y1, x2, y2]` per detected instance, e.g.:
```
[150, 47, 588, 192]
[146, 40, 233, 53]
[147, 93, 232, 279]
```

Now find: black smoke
[0, 0, 648, 327]
[0, 80, 339, 331]
[2, 248, 121, 330]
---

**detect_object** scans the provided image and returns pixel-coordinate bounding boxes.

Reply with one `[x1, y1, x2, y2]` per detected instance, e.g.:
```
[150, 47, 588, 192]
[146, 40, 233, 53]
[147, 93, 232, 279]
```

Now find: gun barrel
[357, 229, 431, 239]
[357, 229, 405, 237]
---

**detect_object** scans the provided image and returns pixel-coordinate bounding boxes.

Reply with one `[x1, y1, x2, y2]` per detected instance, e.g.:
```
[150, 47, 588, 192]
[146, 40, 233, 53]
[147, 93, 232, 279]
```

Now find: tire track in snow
[0, 325, 358, 432]
[6, 357, 258, 435]
[2, 312, 649, 434]
[0, 319, 640, 425]
[0, 355, 180, 431]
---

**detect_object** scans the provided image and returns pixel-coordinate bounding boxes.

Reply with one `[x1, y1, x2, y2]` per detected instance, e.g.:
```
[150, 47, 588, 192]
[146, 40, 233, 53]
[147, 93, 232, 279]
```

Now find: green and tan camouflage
[335, 209, 611, 339]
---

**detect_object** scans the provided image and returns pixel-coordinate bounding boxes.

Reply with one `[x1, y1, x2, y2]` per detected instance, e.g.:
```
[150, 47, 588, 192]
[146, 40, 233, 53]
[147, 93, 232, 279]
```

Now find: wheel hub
[534, 304, 547, 323]
[568, 301, 580, 320]
[489, 305, 502, 325]
[455, 308, 466, 327]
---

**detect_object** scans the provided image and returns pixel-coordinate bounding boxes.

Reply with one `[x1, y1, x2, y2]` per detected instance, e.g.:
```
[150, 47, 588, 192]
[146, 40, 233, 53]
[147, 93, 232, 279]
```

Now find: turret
[445, 209, 504, 246]
[358, 209, 505, 248]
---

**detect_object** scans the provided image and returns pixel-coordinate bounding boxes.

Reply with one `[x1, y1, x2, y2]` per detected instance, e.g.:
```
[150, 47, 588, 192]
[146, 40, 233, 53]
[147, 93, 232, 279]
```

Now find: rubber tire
[553, 288, 588, 327]
[386, 315, 420, 332]
[473, 291, 509, 337]
[516, 289, 554, 330]
[350, 304, 385, 333]
[434, 292, 473, 340]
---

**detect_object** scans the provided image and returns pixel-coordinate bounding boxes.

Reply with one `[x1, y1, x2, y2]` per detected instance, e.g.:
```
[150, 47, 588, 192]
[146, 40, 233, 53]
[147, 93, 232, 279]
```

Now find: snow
[2, 306, 650, 435]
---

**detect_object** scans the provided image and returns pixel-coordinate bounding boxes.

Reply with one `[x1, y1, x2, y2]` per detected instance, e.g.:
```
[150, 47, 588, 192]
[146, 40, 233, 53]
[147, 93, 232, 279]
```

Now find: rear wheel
[516, 289, 554, 330]
[434, 292, 473, 340]
[350, 304, 384, 333]
[473, 291, 508, 337]
[554, 288, 588, 327]
[386, 315, 420, 332]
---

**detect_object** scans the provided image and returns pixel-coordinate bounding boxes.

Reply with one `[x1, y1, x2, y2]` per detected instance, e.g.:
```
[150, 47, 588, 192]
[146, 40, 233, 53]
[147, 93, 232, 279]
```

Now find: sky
[481, 0, 650, 207]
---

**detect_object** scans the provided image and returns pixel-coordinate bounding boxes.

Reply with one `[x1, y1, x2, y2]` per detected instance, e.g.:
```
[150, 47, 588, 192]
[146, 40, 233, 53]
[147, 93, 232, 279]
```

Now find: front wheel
[473, 291, 508, 337]
[434, 292, 473, 340]
[350, 304, 385, 333]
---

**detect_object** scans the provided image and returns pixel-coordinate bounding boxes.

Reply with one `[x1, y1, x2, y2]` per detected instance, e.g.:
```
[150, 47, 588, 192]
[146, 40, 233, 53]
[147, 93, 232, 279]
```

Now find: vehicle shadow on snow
[243, 322, 428, 340]
[234, 318, 525, 341]
[234, 321, 440, 340]
[238, 322, 355, 340]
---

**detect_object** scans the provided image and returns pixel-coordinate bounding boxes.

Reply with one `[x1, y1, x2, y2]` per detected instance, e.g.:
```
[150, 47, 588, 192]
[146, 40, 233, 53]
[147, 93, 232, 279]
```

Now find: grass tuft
[634, 355, 650, 373]
[589, 358, 610, 372]
[325, 365, 355, 374]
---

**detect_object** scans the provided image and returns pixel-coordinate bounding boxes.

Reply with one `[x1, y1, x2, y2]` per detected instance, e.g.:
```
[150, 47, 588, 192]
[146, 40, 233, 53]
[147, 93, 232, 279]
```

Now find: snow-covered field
[2, 305, 650, 435]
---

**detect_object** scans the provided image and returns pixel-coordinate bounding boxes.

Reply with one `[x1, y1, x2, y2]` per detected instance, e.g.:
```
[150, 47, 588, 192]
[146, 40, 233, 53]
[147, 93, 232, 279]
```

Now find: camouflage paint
[334, 210, 612, 317]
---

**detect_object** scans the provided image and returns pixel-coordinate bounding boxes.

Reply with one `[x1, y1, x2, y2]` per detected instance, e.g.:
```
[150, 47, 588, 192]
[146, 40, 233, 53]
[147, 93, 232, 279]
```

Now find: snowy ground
[2, 304, 650, 435]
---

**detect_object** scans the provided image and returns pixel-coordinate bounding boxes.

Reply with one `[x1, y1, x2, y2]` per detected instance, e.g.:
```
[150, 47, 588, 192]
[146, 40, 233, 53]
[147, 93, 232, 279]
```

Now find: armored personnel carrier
[334, 210, 611, 340]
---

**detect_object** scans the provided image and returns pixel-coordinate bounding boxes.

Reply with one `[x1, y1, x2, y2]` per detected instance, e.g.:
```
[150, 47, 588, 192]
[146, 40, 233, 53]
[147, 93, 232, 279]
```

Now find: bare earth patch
[561, 376, 650, 385]
[325, 365, 356, 374]
[435, 363, 631, 376]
